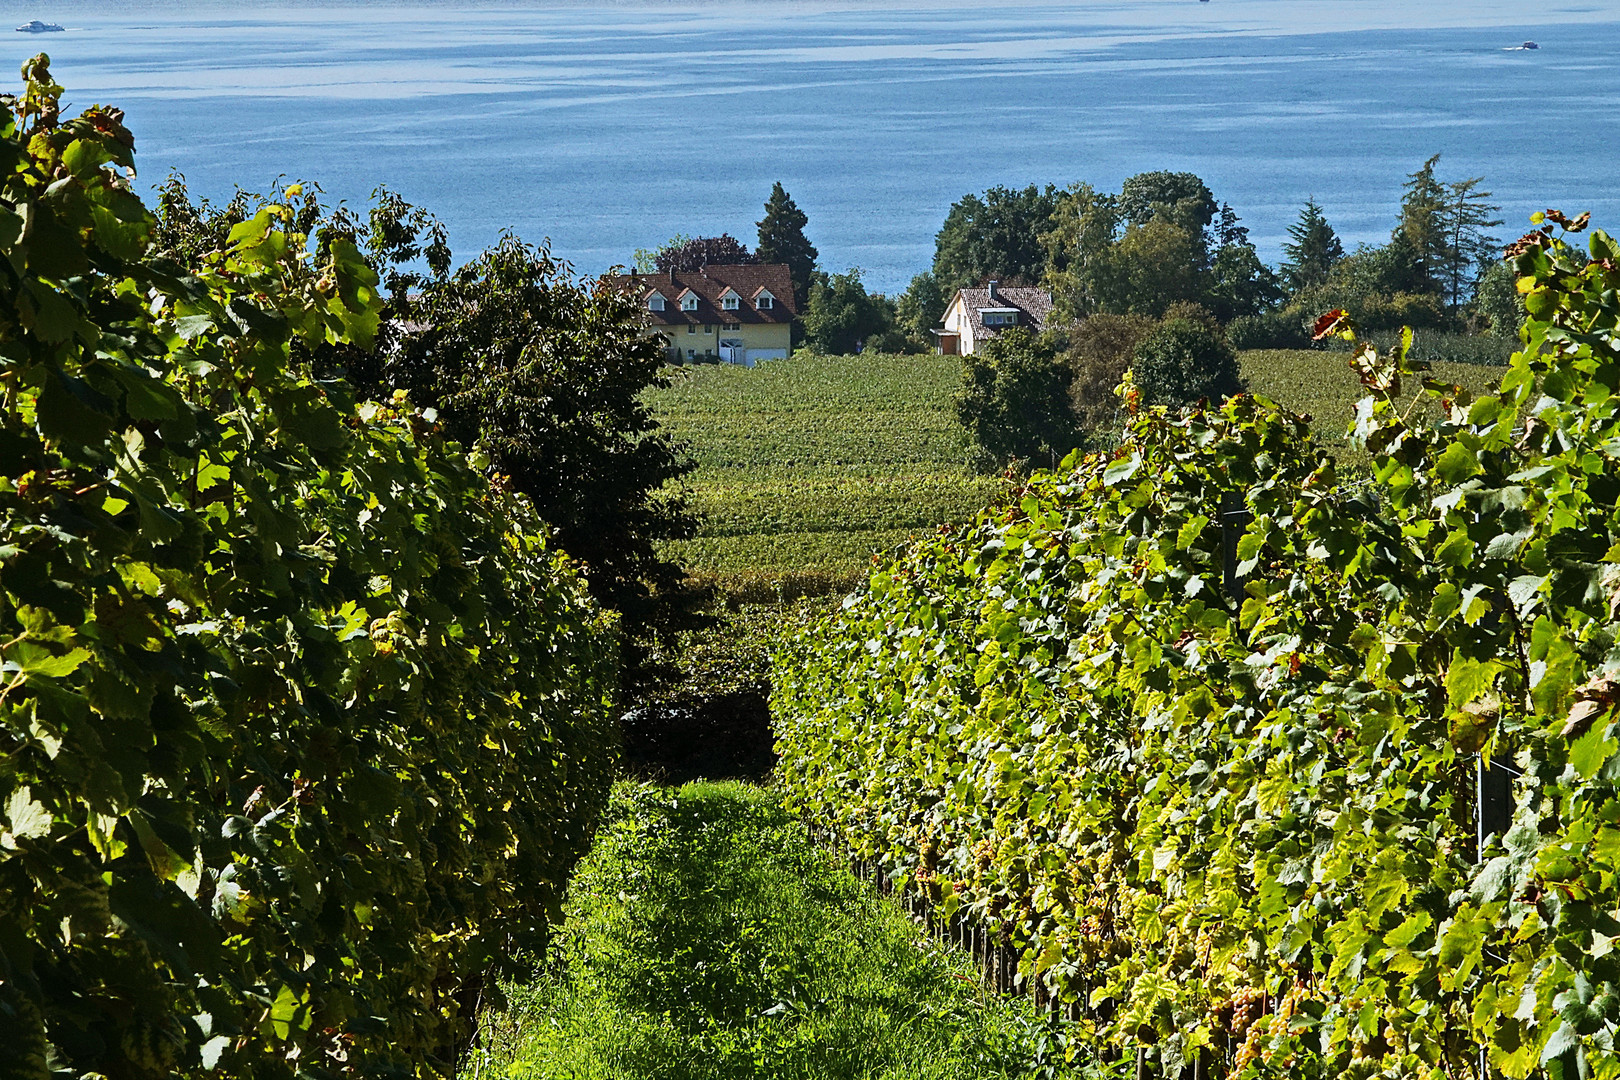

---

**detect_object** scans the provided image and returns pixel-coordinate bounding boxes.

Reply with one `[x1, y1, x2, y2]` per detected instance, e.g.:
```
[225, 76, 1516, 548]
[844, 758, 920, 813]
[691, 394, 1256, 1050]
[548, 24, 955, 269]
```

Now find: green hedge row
[774, 217, 1620, 1079]
[0, 61, 617, 1078]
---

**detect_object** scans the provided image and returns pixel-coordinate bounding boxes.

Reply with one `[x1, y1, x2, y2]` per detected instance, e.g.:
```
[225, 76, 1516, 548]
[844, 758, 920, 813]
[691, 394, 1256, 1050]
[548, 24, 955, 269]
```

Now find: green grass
[467, 782, 1062, 1080]
[647, 354, 1002, 598]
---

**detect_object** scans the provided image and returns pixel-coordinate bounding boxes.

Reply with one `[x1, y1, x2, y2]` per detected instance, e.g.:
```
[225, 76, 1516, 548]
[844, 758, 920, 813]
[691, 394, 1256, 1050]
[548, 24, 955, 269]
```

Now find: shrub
[1129, 303, 1242, 406]
[0, 60, 616, 1079]
[1061, 313, 1155, 440]
[1227, 308, 1313, 351]
[1357, 288, 1458, 332]
[954, 327, 1080, 468]
[774, 215, 1620, 1078]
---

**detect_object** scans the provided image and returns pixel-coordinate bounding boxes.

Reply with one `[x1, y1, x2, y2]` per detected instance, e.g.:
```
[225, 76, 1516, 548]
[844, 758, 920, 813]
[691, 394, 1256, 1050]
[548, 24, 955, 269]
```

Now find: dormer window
[721, 290, 741, 311]
[681, 293, 699, 312]
[647, 291, 667, 312]
[755, 289, 775, 310]
[980, 309, 1018, 327]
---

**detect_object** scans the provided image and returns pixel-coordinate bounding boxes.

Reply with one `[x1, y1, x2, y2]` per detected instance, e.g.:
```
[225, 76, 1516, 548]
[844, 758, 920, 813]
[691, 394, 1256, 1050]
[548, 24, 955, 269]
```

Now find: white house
[934, 281, 1055, 356]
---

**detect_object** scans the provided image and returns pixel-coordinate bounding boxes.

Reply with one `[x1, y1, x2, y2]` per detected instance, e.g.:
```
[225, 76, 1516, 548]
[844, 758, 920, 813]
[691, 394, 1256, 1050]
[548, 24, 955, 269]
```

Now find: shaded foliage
[801, 268, 894, 355]
[369, 237, 703, 687]
[954, 327, 1079, 467]
[653, 233, 758, 273]
[1130, 302, 1243, 407]
[895, 268, 947, 346]
[1060, 312, 1155, 441]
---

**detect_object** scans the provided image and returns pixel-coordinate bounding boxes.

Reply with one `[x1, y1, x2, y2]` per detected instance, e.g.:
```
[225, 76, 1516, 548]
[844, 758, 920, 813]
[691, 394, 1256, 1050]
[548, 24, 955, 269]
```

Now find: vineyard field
[773, 226, 1620, 1079]
[648, 349, 1506, 600]
[645, 353, 1002, 597]
[1240, 348, 1502, 459]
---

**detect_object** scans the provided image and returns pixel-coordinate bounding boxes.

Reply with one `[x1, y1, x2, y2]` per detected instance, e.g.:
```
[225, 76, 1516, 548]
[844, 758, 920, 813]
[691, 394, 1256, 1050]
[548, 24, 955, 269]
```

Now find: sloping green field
[1240, 349, 1505, 461]
[646, 354, 1002, 599]
[649, 349, 1509, 600]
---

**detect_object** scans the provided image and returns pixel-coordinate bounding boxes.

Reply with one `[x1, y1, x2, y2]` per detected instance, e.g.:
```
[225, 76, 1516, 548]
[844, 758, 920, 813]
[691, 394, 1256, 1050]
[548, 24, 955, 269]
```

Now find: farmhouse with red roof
[610, 264, 797, 366]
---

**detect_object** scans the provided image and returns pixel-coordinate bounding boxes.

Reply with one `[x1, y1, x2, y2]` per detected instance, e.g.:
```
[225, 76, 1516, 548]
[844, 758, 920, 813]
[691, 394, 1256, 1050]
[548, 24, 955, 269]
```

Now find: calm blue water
[3, 0, 1618, 292]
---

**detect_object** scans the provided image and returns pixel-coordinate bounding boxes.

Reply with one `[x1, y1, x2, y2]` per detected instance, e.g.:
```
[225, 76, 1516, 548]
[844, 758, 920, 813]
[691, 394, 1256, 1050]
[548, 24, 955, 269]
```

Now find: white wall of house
[941, 295, 978, 354]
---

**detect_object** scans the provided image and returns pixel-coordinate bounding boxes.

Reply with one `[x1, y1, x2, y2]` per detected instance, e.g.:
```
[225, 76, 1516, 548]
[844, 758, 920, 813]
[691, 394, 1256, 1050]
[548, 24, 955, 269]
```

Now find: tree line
[645, 159, 1516, 364]
[645, 164, 1520, 470]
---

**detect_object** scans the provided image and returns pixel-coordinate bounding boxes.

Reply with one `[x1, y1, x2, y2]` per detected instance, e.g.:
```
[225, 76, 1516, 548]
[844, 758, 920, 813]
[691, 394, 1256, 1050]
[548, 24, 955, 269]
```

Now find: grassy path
[467, 783, 1062, 1080]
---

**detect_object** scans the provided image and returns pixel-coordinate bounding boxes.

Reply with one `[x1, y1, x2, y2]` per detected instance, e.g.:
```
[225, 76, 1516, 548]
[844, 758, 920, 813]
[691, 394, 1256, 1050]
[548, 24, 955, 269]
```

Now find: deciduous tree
[651, 233, 757, 273]
[802, 268, 892, 355]
[376, 237, 703, 686]
[932, 183, 1061, 295]
[1060, 312, 1154, 440]
[1130, 302, 1243, 407]
[1041, 182, 1125, 320]
[954, 327, 1079, 467]
[1119, 170, 1219, 234]
[895, 269, 946, 344]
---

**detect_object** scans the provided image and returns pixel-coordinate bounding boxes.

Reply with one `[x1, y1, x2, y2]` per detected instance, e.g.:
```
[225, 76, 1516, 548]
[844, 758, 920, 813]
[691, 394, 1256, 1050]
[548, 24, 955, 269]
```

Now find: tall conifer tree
[1439, 176, 1502, 310]
[756, 182, 818, 310]
[1398, 154, 1447, 290]
[1279, 199, 1344, 293]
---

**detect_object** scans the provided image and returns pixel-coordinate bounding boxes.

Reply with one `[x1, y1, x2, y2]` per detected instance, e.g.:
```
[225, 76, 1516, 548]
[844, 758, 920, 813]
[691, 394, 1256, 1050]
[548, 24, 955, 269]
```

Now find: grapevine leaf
[4, 786, 53, 839]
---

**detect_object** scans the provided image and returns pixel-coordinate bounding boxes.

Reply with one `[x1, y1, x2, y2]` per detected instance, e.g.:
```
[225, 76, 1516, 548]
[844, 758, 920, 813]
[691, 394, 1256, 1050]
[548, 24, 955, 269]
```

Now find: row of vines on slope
[773, 211, 1620, 1079]
[0, 60, 618, 1078]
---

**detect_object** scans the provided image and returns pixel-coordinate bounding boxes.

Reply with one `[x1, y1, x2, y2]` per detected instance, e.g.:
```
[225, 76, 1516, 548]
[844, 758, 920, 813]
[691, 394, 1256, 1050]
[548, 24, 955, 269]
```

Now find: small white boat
[1505, 40, 1540, 50]
[1522, 41, 1540, 49]
[15, 20, 65, 33]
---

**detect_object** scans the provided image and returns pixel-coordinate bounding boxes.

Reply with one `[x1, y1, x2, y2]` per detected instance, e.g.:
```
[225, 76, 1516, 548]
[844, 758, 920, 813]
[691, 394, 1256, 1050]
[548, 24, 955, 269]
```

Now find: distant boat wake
[1505, 41, 1540, 50]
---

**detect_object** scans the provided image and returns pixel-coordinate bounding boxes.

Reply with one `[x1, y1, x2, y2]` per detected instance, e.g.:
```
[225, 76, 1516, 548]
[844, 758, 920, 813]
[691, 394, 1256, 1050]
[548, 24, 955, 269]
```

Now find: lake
[3, 0, 1617, 292]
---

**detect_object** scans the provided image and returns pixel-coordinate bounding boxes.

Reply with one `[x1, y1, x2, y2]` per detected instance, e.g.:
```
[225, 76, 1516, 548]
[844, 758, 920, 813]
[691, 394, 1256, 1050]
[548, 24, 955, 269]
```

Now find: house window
[687, 349, 696, 360]
[757, 295, 774, 310]
[703, 324, 712, 334]
[723, 322, 741, 331]
[723, 295, 739, 310]
[688, 324, 697, 334]
[681, 295, 698, 311]
[649, 295, 665, 311]
[983, 312, 1017, 327]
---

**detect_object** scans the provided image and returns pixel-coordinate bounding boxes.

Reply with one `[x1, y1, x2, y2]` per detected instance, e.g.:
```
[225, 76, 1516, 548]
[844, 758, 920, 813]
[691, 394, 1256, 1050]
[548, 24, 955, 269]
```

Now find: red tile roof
[608, 264, 798, 326]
